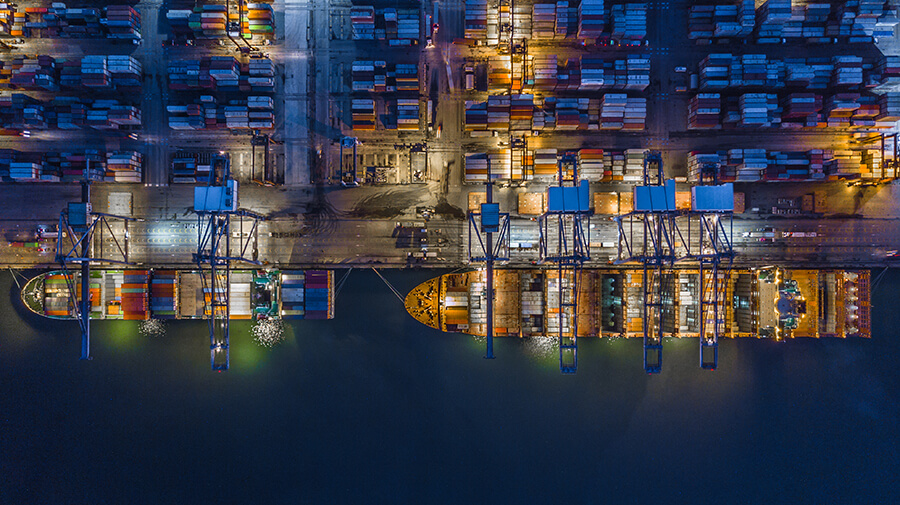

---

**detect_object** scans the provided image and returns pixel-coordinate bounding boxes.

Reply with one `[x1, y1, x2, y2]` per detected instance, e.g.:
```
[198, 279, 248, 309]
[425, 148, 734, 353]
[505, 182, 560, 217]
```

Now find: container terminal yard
[0, 0, 898, 373]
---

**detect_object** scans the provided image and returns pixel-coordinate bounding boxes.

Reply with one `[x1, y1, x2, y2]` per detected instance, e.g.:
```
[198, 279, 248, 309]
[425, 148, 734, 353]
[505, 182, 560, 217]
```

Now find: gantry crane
[193, 154, 265, 371]
[467, 158, 510, 359]
[539, 153, 590, 374]
[56, 179, 134, 360]
[615, 151, 679, 374]
[616, 151, 735, 373]
[689, 158, 734, 370]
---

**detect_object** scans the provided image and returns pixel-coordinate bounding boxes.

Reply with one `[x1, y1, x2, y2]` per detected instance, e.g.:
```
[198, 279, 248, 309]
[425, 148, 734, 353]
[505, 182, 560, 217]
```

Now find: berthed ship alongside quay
[405, 267, 870, 340]
[21, 269, 334, 321]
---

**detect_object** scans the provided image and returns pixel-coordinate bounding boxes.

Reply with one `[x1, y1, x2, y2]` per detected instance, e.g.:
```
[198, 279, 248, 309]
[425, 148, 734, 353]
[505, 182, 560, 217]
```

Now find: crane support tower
[56, 179, 135, 360]
[467, 158, 511, 359]
[539, 153, 590, 374]
[687, 169, 735, 370]
[626, 151, 677, 373]
[193, 154, 266, 371]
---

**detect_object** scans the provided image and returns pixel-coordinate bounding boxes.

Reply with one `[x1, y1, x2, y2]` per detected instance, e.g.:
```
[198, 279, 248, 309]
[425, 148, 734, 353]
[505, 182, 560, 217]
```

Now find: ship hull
[404, 267, 870, 339]
[22, 269, 335, 321]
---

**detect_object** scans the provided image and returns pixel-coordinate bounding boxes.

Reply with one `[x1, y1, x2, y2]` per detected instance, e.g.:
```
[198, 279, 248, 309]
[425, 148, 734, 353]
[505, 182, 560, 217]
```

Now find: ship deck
[405, 267, 871, 339]
[22, 269, 336, 321]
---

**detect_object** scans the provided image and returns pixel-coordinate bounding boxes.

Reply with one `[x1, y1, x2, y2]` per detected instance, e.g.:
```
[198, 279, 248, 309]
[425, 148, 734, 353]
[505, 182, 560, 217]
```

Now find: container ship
[21, 269, 334, 321]
[405, 267, 870, 340]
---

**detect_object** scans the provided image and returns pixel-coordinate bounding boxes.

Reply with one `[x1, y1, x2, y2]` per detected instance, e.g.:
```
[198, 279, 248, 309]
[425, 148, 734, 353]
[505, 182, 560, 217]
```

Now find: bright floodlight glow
[139, 319, 166, 338]
[252, 318, 285, 348]
[523, 336, 558, 358]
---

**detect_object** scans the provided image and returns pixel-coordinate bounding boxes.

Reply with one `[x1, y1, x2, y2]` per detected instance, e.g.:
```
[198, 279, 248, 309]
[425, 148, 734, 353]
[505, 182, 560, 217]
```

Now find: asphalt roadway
[4, 178, 900, 269]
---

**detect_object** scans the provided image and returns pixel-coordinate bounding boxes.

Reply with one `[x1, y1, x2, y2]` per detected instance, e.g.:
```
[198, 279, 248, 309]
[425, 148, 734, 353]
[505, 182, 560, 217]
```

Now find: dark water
[1, 268, 897, 504]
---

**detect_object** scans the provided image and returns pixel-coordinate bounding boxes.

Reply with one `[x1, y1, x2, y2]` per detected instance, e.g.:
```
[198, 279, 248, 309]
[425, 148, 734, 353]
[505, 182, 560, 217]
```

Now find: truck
[36, 224, 66, 240]
[743, 227, 776, 241]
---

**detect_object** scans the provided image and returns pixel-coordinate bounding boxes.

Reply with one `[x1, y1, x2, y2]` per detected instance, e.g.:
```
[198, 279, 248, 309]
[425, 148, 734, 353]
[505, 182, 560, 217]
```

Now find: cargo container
[577, 0, 604, 39]
[610, 2, 646, 42]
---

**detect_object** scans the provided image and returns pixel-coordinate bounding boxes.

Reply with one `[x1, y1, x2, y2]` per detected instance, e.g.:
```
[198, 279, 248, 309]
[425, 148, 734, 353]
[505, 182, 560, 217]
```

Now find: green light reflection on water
[230, 319, 298, 373]
[102, 321, 142, 351]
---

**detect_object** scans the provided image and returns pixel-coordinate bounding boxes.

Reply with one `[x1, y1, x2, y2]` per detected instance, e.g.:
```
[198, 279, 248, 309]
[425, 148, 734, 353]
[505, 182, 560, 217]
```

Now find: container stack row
[2, 55, 57, 90]
[754, 0, 792, 42]
[120, 270, 149, 321]
[0, 149, 143, 183]
[168, 96, 274, 130]
[529, 55, 649, 91]
[546, 277, 572, 336]
[688, 148, 886, 182]
[350, 6, 419, 42]
[488, 55, 511, 88]
[0, 94, 141, 132]
[304, 270, 333, 319]
[352, 98, 375, 130]
[352, 61, 381, 91]
[532, 3, 557, 39]
[73, 55, 142, 90]
[1, 55, 141, 92]
[242, 2, 274, 37]
[468, 94, 645, 132]
[150, 271, 178, 319]
[105, 151, 142, 183]
[690, 0, 897, 43]
[556, 1, 569, 37]
[0, 3, 23, 37]
[168, 5, 221, 38]
[577, 149, 604, 180]
[168, 57, 275, 91]
[397, 99, 420, 131]
[698, 53, 873, 91]
[229, 272, 252, 319]
[21, 4, 140, 41]
[465, 0, 487, 39]
[487, 94, 510, 130]
[465, 152, 511, 182]
[351, 61, 419, 92]
[689, 91, 898, 130]
[738, 93, 779, 127]
[533, 148, 557, 177]
[351, 6, 375, 39]
[171, 154, 200, 183]
[839, 0, 899, 40]
[43, 274, 70, 317]
[105, 5, 141, 41]
[688, 1, 755, 39]
[465, 148, 671, 183]
[577, 0, 604, 39]
[610, 2, 646, 42]
[510, 94, 533, 131]
[280, 271, 306, 319]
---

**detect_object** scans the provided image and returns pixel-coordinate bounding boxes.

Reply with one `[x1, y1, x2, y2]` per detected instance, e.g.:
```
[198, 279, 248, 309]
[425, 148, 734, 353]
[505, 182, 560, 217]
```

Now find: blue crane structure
[615, 151, 734, 373]
[693, 159, 734, 370]
[538, 153, 590, 374]
[615, 151, 676, 373]
[55, 179, 135, 360]
[467, 157, 510, 360]
[193, 154, 266, 371]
